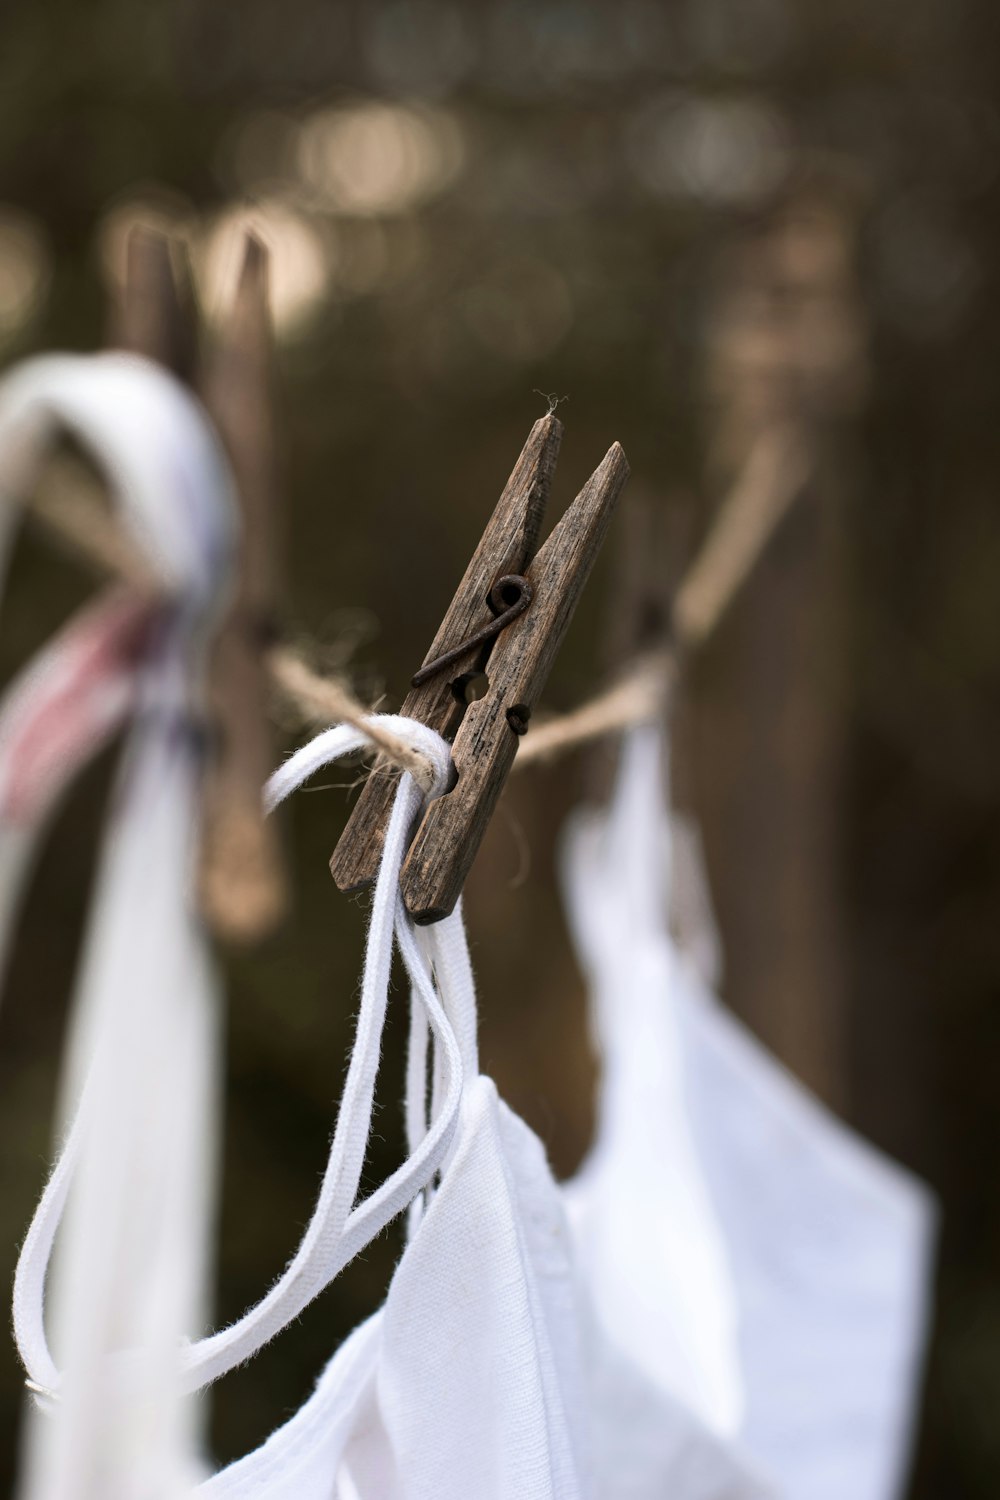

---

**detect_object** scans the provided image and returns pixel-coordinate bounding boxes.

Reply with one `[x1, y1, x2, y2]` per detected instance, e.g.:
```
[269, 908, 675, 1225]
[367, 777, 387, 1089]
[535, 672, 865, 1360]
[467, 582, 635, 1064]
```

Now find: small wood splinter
[331, 417, 630, 924]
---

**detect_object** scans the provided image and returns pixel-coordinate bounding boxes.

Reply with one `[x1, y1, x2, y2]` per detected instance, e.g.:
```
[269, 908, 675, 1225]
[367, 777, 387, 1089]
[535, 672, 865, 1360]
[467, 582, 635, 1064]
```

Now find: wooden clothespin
[331, 416, 630, 923]
[579, 491, 676, 799]
[197, 235, 289, 942]
[111, 225, 199, 383]
[607, 491, 676, 669]
[113, 225, 288, 942]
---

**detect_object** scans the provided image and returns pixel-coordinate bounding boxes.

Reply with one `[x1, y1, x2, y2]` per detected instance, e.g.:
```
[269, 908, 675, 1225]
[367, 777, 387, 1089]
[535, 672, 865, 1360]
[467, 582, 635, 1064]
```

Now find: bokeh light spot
[627, 93, 790, 205]
[297, 101, 465, 216]
[0, 208, 50, 341]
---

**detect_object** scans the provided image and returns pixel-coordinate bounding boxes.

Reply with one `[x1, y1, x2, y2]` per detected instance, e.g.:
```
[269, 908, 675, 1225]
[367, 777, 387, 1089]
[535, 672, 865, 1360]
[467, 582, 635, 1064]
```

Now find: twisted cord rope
[16, 424, 808, 782]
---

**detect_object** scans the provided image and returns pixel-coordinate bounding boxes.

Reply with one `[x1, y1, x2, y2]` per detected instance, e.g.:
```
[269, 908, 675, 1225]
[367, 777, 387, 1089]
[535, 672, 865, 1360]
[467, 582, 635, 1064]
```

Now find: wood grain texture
[329, 414, 562, 893]
[401, 440, 629, 923]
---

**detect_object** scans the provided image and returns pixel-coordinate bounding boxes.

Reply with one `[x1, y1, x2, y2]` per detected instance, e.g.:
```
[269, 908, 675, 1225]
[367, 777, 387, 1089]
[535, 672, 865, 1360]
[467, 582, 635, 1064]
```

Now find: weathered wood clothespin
[114, 226, 289, 942]
[331, 416, 630, 923]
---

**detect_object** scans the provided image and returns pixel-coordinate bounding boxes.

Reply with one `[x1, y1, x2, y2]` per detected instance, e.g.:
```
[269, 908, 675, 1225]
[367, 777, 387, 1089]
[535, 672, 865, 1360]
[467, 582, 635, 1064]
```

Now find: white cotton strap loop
[15, 713, 469, 1398]
[261, 716, 452, 816]
[400, 904, 481, 1219]
[0, 353, 234, 608]
[184, 718, 457, 1387]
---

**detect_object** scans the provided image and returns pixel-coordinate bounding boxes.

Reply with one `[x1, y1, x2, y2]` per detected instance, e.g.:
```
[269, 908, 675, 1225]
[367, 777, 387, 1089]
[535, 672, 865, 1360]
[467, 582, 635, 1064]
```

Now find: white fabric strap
[15, 714, 470, 1397]
[184, 718, 462, 1388]
[407, 900, 481, 1222]
[0, 353, 233, 607]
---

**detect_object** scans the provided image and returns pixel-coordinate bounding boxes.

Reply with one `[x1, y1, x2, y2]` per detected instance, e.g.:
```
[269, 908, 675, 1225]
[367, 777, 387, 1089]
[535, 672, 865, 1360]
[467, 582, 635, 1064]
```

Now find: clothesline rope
[13, 423, 809, 785]
[266, 648, 441, 793]
[516, 423, 810, 768]
[513, 651, 672, 769]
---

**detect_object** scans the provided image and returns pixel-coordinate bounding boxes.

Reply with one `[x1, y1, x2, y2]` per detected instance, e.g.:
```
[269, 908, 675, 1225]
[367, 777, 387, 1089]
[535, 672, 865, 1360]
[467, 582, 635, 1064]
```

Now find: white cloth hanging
[562, 724, 936, 1500]
[191, 719, 770, 1500]
[1, 353, 235, 1500]
[198, 1076, 771, 1500]
[16, 704, 768, 1498]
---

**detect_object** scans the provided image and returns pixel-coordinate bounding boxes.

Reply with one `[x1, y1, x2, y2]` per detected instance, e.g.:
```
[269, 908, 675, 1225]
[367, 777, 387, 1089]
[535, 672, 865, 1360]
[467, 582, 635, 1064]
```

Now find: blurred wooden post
[684, 179, 867, 1110]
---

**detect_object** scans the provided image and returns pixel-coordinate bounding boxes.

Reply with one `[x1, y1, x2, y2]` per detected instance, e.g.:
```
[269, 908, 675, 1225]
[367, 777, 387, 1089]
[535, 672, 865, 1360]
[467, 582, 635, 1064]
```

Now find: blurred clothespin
[580, 491, 677, 800]
[330, 416, 629, 924]
[197, 236, 289, 942]
[113, 226, 289, 943]
[111, 225, 199, 384]
[606, 490, 678, 670]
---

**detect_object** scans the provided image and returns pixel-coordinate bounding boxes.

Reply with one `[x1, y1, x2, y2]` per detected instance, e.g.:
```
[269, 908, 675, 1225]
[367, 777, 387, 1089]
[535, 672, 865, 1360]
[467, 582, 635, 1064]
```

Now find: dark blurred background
[1, 1, 999, 1493]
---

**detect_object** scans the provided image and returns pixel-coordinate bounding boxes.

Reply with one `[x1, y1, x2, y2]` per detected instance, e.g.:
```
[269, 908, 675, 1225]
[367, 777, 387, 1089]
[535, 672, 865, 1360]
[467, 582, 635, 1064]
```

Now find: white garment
[16, 705, 768, 1499]
[201, 1078, 772, 1500]
[563, 725, 936, 1500]
[192, 719, 771, 1500]
[3, 354, 235, 1500]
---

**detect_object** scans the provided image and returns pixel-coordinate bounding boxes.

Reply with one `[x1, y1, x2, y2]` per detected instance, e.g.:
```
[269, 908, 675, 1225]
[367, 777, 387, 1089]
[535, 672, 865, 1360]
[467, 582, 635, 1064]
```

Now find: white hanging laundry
[198, 1072, 771, 1500]
[12, 679, 776, 1500]
[181, 717, 768, 1500]
[2, 353, 235, 1500]
[18, 709, 772, 1498]
[562, 724, 937, 1500]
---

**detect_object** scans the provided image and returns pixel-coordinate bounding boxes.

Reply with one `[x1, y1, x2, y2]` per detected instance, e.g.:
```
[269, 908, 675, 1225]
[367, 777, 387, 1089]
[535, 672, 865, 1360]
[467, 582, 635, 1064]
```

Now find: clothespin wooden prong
[111, 225, 198, 382]
[198, 233, 289, 942]
[330, 414, 562, 895]
[331, 421, 629, 923]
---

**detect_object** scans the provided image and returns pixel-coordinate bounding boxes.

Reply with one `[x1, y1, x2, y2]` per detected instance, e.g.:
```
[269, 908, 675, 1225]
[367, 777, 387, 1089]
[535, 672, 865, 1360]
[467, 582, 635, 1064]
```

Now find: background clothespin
[331, 416, 629, 924]
[580, 490, 677, 802]
[110, 225, 199, 383]
[608, 491, 678, 668]
[197, 235, 288, 941]
[112, 225, 289, 943]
